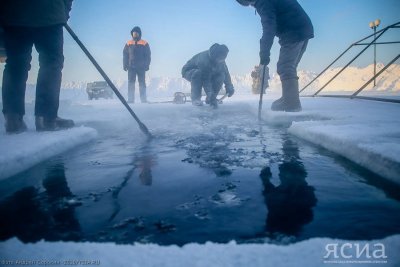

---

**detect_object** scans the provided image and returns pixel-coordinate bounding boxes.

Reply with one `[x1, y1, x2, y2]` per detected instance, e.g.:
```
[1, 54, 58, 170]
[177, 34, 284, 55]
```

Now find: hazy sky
[2, 0, 400, 83]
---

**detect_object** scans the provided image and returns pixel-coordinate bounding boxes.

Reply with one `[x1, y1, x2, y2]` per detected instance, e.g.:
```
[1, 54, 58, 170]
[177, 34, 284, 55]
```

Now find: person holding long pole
[236, 0, 314, 113]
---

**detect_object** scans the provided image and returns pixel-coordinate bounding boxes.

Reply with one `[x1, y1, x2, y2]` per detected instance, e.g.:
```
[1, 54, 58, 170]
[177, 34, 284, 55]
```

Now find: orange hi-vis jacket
[123, 39, 151, 71]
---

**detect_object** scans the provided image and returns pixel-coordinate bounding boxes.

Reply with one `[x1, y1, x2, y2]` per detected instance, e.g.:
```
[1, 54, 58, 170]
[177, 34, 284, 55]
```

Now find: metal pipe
[354, 41, 400, 46]
[313, 28, 388, 96]
[352, 54, 400, 97]
[353, 21, 399, 44]
[300, 21, 400, 94]
[373, 26, 377, 86]
[64, 24, 153, 139]
[299, 44, 353, 93]
[258, 65, 267, 121]
[316, 94, 400, 104]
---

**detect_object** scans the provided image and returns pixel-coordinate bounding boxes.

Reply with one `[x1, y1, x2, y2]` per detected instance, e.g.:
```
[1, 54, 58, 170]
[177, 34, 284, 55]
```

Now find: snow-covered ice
[0, 126, 97, 180]
[1, 92, 400, 266]
[1, 93, 399, 184]
[266, 97, 400, 185]
[1, 235, 399, 267]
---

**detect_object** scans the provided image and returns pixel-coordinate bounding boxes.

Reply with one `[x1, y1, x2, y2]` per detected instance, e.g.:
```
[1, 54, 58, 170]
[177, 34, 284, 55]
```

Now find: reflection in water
[0, 161, 81, 242]
[43, 162, 73, 199]
[43, 162, 81, 240]
[136, 153, 154, 186]
[0, 186, 47, 242]
[260, 137, 317, 237]
[108, 146, 157, 222]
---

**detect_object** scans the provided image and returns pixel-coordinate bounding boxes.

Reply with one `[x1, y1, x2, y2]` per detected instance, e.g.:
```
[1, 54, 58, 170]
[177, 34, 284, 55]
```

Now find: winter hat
[131, 26, 142, 38]
[209, 43, 229, 61]
[236, 0, 256, 6]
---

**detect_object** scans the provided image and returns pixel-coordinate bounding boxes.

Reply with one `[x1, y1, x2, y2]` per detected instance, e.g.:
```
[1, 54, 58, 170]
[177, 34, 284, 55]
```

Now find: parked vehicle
[86, 81, 113, 100]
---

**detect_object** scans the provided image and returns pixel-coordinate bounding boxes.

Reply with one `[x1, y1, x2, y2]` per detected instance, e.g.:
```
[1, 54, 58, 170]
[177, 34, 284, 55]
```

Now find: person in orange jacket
[123, 26, 151, 103]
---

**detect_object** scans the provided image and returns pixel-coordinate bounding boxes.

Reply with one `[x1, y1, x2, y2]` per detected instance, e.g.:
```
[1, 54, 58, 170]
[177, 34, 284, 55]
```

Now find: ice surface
[233, 95, 400, 184]
[0, 127, 97, 180]
[0, 235, 399, 267]
[1, 92, 400, 265]
[277, 97, 400, 184]
[1, 94, 399, 185]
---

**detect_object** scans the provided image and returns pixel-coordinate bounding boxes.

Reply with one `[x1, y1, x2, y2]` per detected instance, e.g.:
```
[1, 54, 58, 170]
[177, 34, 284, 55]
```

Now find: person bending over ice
[182, 43, 235, 109]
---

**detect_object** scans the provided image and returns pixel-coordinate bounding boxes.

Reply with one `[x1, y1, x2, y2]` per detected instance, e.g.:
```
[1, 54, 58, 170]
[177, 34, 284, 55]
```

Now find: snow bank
[1, 235, 399, 267]
[260, 97, 400, 185]
[289, 122, 400, 184]
[0, 127, 97, 180]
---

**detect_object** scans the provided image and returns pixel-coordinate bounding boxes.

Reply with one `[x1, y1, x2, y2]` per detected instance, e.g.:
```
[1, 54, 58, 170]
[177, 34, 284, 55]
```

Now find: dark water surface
[1, 106, 399, 246]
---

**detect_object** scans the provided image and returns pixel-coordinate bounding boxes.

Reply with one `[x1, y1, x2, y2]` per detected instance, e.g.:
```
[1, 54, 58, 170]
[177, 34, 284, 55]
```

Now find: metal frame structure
[300, 21, 400, 104]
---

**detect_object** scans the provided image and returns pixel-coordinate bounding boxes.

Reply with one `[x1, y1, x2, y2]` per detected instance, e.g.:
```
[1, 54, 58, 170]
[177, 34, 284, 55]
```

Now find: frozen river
[0, 99, 399, 245]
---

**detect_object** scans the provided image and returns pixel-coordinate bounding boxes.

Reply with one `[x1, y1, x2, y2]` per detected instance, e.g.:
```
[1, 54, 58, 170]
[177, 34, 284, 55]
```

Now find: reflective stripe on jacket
[123, 39, 151, 70]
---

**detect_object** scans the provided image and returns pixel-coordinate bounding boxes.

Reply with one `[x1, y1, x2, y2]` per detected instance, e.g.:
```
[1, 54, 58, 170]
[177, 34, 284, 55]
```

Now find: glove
[226, 87, 235, 97]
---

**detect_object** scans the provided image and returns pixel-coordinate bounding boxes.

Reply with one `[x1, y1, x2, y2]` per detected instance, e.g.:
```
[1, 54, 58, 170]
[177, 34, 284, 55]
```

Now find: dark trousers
[128, 68, 146, 103]
[183, 69, 224, 101]
[277, 40, 308, 81]
[2, 25, 64, 119]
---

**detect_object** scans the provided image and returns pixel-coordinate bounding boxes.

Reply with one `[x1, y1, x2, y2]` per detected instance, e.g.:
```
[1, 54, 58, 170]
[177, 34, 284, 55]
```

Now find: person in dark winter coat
[0, 27, 6, 63]
[123, 26, 151, 103]
[259, 137, 316, 236]
[236, 0, 314, 112]
[182, 43, 235, 108]
[0, 0, 75, 133]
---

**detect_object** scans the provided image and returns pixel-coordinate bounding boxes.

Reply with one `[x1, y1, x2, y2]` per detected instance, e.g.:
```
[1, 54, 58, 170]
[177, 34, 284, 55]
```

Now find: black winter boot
[271, 79, 302, 112]
[54, 117, 75, 129]
[4, 114, 27, 134]
[36, 116, 75, 132]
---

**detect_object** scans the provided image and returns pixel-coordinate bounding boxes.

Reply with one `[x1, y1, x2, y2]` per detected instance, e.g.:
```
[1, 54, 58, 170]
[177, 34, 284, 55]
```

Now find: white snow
[0, 235, 399, 267]
[0, 126, 97, 180]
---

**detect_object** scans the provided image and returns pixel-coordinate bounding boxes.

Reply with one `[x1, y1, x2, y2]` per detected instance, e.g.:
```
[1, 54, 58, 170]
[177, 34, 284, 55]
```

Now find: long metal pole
[373, 26, 377, 87]
[258, 65, 267, 121]
[299, 44, 353, 93]
[64, 24, 152, 139]
[354, 41, 400, 45]
[352, 54, 400, 97]
[355, 21, 399, 44]
[301, 21, 400, 95]
[313, 28, 387, 96]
